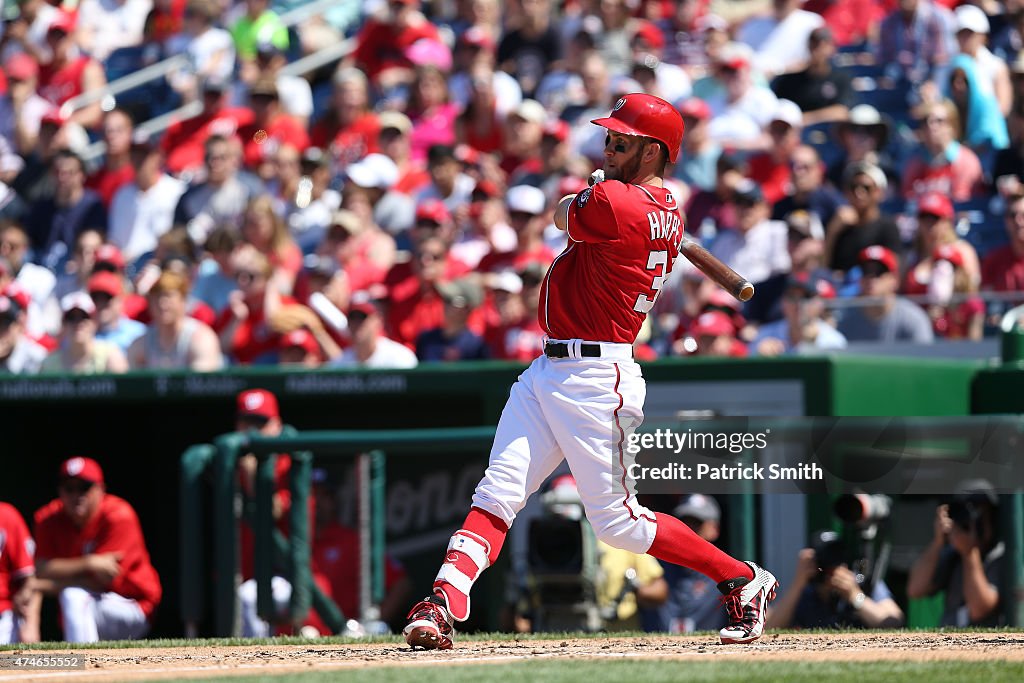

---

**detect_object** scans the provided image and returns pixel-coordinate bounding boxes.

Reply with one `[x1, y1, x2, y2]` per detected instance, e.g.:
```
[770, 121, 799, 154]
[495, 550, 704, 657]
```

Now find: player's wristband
[851, 592, 866, 610]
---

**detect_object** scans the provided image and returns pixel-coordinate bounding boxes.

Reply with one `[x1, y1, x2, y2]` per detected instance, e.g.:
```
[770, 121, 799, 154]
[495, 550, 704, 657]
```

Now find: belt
[543, 340, 633, 360]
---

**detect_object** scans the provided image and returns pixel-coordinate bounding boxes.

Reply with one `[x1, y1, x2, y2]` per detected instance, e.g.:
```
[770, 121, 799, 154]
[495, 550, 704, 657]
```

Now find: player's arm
[554, 194, 576, 232]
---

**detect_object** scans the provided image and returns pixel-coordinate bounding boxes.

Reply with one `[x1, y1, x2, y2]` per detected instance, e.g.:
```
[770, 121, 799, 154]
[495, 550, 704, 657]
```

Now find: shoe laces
[407, 599, 452, 633]
[720, 589, 754, 626]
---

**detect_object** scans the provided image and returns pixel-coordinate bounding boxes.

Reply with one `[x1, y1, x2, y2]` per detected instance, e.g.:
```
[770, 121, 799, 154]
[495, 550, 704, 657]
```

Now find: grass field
[1, 631, 1022, 682]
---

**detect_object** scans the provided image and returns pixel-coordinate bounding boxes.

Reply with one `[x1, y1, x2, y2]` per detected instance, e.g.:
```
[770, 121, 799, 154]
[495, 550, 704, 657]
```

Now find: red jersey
[215, 295, 297, 364]
[87, 164, 135, 207]
[746, 153, 790, 206]
[352, 20, 440, 82]
[34, 495, 162, 618]
[310, 113, 380, 169]
[0, 503, 35, 614]
[239, 115, 310, 168]
[542, 181, 684, 343]
[311, 523, 407, 620]
[982, 245, 1024, 292]
[38, 56, 91, 107]
[160, 107, 256, 175]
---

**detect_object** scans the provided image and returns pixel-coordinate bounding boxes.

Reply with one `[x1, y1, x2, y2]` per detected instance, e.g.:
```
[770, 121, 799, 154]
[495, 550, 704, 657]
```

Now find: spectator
[0, 293, 46, 373]
[215, 246, 292, 365]
[455, 63, 507, 157]
[704, 44, 779, 150]
[535, 28, 594, 113]
[41, 291, 128, 373]
[349, 0, 440, 92]
[192, 225, 241, 314]
[174, 135, 260, 242]
[483, 270, 537, 361]
[0, 0, 60, 65]
[767, 530, 904, 629]
[10, 111, 82, 207]
[277, 328, 322, 368]
[54, 229, 103, 299]
[496, 0, 561, 98]
[736, 0, 825, 77]
[770, 27, 853, 126]
[657, 0, 713, 73]
[802, 0, 886, 48]
[902, 100, 985, 201]
[415, 144, 476, 220]
[673, 98, 719, 192]
[837, 246, 935, 343]
[281, 147, 342, 254]
[903, 192, 980, 296]
[772, 145, 843, 233]
[406, 65, 459, 163]
[385, 236, 456, 348]
[76, 0, 151, 62]
[952, 6, 1012, 117]
[657, 495, 727, 634]
[479, 185, 554, 273]
[0, 221, 59, 338]
[752, 273, 846, 355]
[825, 161, 901, 275]
[875, 0, 954, 92]
[89, 270, 146, 354]
[629, 21, 693, 106]
[238, 78, 309, 174]
[107, 135, 186, 263]
[452, 180, 516, 269]
[687, 310, 748, 357]
[449, 26, 522, 118]
[160, 79, 254, 177]
[37, 13, 107, 129]
[0, 53, 50, 156]
[86, 109, 137, 209]
[826, 105, 897, 191]
[240, 195, 302, 293]
[907, 479, 1004, 626]
[377, 112, 429, 196]
[0, 501, 39, 643]
[709, 181, 790, 286]
[944, 53, 1010, 158]
[416, 277, 489, 362]
[238, 39, 313, 127]
[33, 457, 162, 642]
[344, 152, 414, 237]
[328, 298, 418, 369]
[310, 68, 379, 171]
[922, 245, 985, 339]
[166, 0, 236, 102]
[230, 0, 287, 65]
[25, 150, 107, 264]
[128, 270, 222, 369]
[747, 99, 804, 205]
[501, 99, 547, 177]
[982, 192, 1024, 293]
[684, 153, 744, 238]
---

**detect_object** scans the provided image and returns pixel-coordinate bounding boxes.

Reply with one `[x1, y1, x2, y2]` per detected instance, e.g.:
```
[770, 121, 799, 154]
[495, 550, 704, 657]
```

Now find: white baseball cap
[506, 185, 546, 215]
[490, 270, 523, 294]
[61, 291, 96, 315]
[346, 153, 398, 190]
[771, 99, 803, 129]
[955, 5, 990, 34]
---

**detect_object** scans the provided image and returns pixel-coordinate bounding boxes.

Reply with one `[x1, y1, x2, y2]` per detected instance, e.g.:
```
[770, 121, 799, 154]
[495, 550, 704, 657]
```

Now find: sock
[647, 512, 753, 584]
[432, 507, 509, 622]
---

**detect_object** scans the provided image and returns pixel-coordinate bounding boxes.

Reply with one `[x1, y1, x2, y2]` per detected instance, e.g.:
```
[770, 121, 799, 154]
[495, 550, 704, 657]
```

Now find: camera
[810, 530, 845, 573]
[834, 493, 892, 526]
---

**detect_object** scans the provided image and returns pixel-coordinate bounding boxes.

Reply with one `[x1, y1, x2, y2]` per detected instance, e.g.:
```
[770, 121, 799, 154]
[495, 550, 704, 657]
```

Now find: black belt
[544, 341, 609, 358]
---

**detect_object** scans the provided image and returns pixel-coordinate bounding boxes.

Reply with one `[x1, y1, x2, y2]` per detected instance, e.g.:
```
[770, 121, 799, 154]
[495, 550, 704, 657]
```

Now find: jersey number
[633, 250, 668, 314]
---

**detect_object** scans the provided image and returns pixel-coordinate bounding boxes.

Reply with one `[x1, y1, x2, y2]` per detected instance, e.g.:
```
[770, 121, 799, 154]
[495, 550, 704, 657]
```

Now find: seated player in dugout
[33, 458, 162, 642]
[907, 479, 1005, 626]
[404, 93, 778, 650]
[0, 502, 40, 643]
[767, 530, 904, 629]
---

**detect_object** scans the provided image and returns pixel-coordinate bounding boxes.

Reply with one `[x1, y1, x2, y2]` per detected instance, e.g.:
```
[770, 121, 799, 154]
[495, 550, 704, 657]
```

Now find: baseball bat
[679, 236, 755, 302]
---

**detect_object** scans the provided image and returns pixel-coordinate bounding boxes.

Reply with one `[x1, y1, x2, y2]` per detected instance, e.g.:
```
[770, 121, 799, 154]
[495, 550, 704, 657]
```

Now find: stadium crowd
[3, 0, 1024, 372]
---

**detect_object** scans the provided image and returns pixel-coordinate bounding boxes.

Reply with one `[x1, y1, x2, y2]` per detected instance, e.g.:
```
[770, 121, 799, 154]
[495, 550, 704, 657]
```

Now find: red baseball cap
[4, 53, 39, 81]
[416, 199, 451, 225]
[932, 244, 965, 268]
[472, 179, 500, 200]
[690, 311, 735, 338]
[60, 457, 104, 485]
[557, 176, 589, 196]
[917, 192, 954, 220]
[87, 271, 124, 297]
[542, 119, 570, 142]
[47, 11, 76, 35]
[633, 20, 665, 51]
[95, 244, 126, 270]
[348, 299, 379, 317]
[237, 388, 279, 420]
[859, 245, 898, 273]
[40, 110, 66, 128]
[280, 329, 319, 355]
[460, 26, 496, 51]
[677, 98, 711, 121]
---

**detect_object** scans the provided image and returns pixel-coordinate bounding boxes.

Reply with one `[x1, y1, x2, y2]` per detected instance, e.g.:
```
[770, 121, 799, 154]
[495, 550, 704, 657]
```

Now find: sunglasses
[348, 311, 369, 324]
[60, 479, 95, 495]
[848, 182, 875, 193]
[64, 311, 91, 324]
[861, 264, 890, 278]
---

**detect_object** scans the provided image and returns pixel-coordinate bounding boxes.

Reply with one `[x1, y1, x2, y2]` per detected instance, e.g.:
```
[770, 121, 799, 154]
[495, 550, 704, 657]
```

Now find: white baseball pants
[59, 587, 149, 642]
[472, 352, 657, 554]
[0, 610, 15, 644]
[238, 576, 291, 638]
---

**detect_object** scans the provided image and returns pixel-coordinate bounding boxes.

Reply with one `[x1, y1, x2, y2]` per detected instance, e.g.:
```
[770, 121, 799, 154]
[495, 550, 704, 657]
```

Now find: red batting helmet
[591, 93, 684, 163]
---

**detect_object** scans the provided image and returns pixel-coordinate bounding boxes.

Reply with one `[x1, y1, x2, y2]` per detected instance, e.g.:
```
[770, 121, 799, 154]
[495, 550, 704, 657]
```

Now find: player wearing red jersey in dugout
[404, 94, 778, 650]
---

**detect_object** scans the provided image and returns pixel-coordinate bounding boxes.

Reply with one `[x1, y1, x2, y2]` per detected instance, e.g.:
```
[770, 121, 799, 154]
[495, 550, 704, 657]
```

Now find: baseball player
[33, 457, 162, 642]
[404, 94, 778, 649]
[0, 502, 39, 643]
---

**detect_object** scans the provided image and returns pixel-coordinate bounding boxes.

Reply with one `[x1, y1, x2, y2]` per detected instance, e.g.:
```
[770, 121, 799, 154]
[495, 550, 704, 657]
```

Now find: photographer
[767, 531, 904, 629]
[907, 480, 1003, 626]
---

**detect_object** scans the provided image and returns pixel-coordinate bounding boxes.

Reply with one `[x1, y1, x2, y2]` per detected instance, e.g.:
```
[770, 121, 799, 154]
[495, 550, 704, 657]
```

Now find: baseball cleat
[717, 562, 778, 644]
[403, 594, 454, 650]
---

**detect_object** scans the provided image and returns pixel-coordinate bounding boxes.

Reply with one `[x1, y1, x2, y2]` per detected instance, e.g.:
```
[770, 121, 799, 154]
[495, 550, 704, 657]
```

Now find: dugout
[0, 355, 987, 637]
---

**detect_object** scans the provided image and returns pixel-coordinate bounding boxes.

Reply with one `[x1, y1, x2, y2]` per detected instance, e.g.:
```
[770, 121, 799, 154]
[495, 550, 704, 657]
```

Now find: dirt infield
[1, 632, 1022, 682]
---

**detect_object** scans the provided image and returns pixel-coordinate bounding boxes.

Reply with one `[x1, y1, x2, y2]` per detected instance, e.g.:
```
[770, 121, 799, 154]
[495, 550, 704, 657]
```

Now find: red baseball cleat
[403, 594, 454, 650]
[718, 562, 779, 644]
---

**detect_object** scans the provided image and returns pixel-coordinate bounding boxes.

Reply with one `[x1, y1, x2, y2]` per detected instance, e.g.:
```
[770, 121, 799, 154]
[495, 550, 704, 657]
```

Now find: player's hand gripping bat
[588, 169, 755, 302]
